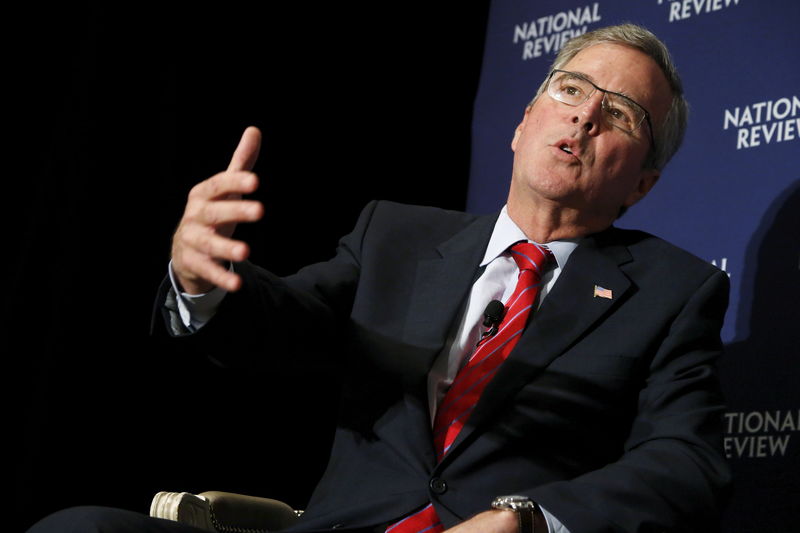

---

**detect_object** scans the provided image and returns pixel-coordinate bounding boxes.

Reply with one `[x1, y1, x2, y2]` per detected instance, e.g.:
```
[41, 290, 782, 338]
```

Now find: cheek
[587, 147, 644, 199]
[597, 141, 646, 177]
[512, 134, 542, 170]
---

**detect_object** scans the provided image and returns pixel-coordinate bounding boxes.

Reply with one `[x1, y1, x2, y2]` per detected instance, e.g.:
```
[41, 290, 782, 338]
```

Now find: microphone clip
[477, 300, 505, 347]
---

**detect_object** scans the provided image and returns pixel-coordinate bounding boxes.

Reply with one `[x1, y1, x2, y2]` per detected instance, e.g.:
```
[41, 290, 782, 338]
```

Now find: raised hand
[171, 126, 264, 294]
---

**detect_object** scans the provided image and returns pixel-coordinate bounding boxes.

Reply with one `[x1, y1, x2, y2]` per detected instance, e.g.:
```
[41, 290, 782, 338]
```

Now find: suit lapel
[398, 213, 498, 470]
[402, 213, 498, 354]
[442, 229, 634, 458]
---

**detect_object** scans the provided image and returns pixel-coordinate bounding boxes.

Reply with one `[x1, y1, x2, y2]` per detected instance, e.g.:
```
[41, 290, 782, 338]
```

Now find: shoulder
[591, 226, 729, 291]
[357, 200, 490, 243]
[366, 200, 483, 226]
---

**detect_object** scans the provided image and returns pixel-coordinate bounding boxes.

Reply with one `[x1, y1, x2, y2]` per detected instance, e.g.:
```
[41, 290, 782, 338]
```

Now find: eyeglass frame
[545, 69, 657, 154]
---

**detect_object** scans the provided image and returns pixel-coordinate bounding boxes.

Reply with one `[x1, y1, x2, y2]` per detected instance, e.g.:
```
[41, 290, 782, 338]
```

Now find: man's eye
[606, 105, 632, 124]
[561, 84, 582, 97]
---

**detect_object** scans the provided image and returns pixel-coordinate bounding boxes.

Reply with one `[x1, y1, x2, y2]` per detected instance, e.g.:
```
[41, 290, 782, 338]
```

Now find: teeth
[560, 144, 573, 154]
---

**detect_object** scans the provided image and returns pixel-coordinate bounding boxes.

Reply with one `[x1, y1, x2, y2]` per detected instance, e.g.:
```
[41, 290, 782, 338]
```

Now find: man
[30, 24, 730, 533]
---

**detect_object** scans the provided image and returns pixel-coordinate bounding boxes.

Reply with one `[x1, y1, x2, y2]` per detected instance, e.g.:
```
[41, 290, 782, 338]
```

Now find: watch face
[492, 495, 536, 510]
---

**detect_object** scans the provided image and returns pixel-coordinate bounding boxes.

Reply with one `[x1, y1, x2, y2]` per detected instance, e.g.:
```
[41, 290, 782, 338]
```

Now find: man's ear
[511, 105, 533, 152]
[623, 168, 660, 207]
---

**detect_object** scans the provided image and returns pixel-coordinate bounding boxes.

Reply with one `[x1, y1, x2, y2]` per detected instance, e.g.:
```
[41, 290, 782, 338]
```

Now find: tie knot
[510, 241, 551, 274]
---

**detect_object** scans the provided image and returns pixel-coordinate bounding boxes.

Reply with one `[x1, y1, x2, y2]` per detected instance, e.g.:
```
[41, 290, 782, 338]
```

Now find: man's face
[509, 43, 672, 222]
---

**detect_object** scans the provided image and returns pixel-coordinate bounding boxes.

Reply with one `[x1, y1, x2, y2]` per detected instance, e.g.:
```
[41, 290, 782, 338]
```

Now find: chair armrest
[151, 491, 301, 533]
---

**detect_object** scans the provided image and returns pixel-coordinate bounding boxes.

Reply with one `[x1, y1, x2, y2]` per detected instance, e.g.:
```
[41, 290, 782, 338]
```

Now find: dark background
[12, 5, 490, 531]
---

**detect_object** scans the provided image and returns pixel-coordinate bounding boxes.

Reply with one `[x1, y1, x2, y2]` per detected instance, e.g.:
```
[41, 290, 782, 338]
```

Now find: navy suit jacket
[160, 200, 731, 533]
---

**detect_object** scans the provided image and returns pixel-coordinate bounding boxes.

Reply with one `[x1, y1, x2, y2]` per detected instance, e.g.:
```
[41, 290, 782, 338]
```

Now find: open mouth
[559, 144, 573, 155]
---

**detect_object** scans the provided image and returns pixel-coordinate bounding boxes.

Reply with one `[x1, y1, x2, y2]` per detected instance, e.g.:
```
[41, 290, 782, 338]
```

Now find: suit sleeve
[152, 200, 380, 372]
[529, 269, 732, 533]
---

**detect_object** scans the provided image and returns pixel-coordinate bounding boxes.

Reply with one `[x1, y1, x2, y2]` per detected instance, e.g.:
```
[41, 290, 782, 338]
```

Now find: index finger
[227, 126, 262, 172]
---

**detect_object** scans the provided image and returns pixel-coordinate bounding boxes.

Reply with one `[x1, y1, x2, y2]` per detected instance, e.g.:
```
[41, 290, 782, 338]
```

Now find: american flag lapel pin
[593, 285, 613, 299]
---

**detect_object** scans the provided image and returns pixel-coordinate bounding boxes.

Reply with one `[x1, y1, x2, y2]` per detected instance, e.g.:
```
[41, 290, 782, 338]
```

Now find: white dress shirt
[426, 207, 578, 424]
[168, 205, 578, 533]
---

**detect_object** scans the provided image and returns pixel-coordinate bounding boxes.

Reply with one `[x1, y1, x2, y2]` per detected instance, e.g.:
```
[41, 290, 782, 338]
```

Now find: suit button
[430, 477, 447, 494]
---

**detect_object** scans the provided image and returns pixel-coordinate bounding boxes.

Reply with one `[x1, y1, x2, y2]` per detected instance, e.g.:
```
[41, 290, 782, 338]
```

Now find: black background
[11, 5, 491, 531]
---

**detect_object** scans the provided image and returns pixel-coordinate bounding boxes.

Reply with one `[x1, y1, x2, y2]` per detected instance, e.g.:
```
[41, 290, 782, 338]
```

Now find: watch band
[517, 506, 534, 533]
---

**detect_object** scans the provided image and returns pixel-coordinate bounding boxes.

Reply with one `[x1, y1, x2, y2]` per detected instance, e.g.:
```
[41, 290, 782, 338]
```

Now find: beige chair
[150, 491, 303, 533]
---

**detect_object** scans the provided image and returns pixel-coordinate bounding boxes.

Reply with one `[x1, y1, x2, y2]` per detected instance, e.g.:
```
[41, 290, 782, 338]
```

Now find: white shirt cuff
[540, 504, 570, 533]
[167, 261, 229, 331]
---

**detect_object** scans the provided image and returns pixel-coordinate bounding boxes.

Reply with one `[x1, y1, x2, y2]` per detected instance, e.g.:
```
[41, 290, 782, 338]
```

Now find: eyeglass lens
[548, 71, 645, 133]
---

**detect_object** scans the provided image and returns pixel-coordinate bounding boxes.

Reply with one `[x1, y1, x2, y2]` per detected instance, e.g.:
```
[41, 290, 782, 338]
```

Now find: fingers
[189, 170, 260, 202]
[176, 246, 244, 293]
[171, 127, 264, 294]
[184, 198, 264, 229]
[176, 222, 251, 262]
[172, 215, 255, 293]
[172, 193, 263, 293]
[227, 126, 262, 172]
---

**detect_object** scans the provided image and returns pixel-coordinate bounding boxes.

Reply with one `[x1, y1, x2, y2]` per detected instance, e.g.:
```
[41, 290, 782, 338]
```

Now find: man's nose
[571, 92, 604, 135]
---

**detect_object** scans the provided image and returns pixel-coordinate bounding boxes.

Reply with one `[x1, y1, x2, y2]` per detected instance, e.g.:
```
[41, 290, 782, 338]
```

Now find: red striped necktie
[386, 242, 552, 533]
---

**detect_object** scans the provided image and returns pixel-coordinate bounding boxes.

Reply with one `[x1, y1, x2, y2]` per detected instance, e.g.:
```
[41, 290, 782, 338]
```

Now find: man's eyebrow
[570, 69, 637, 100]
[569, 70, 597, 84]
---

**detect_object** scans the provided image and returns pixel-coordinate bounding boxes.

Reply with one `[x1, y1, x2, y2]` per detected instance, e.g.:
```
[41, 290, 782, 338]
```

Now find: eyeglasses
[546, 69, 656, 151]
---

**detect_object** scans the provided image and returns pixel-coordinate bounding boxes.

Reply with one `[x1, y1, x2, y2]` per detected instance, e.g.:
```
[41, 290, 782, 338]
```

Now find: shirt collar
[480, 205, 581, 270]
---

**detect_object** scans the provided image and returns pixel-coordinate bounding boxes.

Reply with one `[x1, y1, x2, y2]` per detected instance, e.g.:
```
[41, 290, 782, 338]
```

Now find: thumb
[227, 126, 262, 172]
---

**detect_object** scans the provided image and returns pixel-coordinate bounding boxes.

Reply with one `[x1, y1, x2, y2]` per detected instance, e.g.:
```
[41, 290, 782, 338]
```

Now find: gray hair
[531, 23, 688, 171]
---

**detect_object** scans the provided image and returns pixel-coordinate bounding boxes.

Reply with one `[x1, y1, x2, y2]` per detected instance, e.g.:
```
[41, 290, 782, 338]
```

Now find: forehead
[561, 43, 671, 121]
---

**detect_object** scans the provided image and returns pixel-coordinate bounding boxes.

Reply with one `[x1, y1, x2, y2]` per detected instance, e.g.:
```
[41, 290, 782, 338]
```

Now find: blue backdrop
[468, 1, 799, 530]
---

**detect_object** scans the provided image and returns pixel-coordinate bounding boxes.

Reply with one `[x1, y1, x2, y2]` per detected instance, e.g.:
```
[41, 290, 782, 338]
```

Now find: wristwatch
[491, 495, 544, 533]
